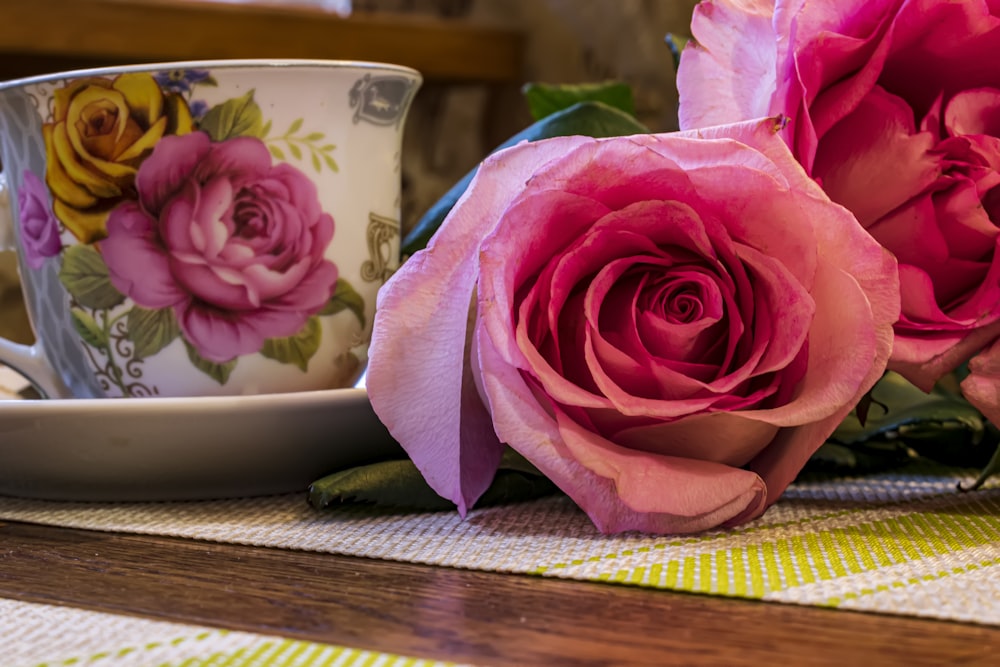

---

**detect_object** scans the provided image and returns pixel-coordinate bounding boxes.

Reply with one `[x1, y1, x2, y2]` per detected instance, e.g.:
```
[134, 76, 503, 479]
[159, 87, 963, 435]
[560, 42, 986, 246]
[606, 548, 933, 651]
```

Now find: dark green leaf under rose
[308, 448, 560, 511]
[804, 372, 1000, 479]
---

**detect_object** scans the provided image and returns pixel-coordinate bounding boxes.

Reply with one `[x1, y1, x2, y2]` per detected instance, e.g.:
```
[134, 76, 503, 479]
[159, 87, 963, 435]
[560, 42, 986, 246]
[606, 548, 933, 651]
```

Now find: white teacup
[0, 59, 420, 399]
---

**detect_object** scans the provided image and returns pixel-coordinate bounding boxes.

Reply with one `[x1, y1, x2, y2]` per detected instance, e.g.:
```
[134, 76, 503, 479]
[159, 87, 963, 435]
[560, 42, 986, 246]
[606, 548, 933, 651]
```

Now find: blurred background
[0, 0, 700, 344]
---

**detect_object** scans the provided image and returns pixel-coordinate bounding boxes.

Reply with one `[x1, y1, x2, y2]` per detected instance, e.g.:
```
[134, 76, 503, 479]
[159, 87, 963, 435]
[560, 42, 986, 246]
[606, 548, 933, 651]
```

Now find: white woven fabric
[1, 463, 997, 628]
[2, 598, 461, 667]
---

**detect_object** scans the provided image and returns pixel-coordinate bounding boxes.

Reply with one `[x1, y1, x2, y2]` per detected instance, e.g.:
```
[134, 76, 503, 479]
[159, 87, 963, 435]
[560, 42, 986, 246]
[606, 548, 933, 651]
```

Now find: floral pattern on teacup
[27, 69, 364, 396]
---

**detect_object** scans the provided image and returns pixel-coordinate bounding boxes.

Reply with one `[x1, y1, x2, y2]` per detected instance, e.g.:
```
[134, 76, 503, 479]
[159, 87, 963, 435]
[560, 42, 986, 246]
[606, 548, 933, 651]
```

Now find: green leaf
[260, 119, 272, 138]
[58, 244, 126, 310]
[959, 439, 1000, 492]
[309, 459, 457, 511]
[522, 80, 635, 121]
[127, 306, 180, 360]
[288, 142, 302, 160]
[308, 448, 560, 511]
[305, 132, 325, 142]
[201, 76, 219, 87]
[286, 118, 303, 135]
[401, 101, 649, 259]
[268, 144, 286, 161]
[70, 307, 108, 349]
[664, 33, 690, 71]
[199, 89, 264, 141]
[807, 371, 998, 475]
[318, 278, 366, 327]
[311, 152, 322, 173]
[184, 341, 237, 385]
[323, 153, 339, 172]
[260, 317, 321, 372]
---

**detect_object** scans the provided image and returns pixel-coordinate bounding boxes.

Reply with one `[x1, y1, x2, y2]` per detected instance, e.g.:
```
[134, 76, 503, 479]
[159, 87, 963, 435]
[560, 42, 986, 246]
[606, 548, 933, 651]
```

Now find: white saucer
[0, 387, 403, 501]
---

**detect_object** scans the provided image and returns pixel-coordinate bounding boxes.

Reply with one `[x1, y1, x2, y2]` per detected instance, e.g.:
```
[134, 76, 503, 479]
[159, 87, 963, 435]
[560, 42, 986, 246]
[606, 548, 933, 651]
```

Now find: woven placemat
[4, 597, 462, 667]
[1, 463, 998, 627]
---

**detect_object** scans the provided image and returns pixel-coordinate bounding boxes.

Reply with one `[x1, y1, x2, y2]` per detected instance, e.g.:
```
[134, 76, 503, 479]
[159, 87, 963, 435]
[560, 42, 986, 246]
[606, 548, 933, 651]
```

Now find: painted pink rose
[100, 131, 337, 363]
[677, 0, 1000, 422]
[17, 170, 62, 269]
[367, 119, 899, 534]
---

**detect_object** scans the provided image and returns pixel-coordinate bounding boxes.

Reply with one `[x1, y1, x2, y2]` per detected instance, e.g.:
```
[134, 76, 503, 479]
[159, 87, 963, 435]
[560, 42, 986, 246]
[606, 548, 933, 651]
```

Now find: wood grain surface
[0, 519, 997, 666]
[0, 0, 523, 83]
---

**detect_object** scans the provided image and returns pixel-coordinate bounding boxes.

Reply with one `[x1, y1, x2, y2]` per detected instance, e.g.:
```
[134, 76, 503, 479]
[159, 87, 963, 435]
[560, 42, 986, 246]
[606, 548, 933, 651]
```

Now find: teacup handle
[0, 171, 69, 398]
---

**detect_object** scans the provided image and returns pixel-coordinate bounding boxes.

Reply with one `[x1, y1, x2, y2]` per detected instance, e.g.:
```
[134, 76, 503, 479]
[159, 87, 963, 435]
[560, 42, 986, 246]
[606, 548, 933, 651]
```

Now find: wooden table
[0, 0, 523, 83]
[1, 519, 997, 666]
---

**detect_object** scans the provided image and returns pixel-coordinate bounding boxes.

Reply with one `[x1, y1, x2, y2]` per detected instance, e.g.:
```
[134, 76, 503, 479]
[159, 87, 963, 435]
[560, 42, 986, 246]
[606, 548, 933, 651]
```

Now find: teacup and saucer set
[0, 59, 420, 500]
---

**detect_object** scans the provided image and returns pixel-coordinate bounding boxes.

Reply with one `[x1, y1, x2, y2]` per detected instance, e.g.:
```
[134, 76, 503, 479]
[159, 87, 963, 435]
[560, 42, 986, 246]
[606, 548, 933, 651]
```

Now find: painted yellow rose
[43, 72, 194, 243]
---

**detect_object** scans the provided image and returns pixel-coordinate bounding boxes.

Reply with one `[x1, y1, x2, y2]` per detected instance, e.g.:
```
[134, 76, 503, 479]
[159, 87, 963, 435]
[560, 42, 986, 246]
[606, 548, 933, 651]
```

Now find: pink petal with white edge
[476, 323, 767, 534]
[367, 136, 591, 514]
[678, 0, 779, 130]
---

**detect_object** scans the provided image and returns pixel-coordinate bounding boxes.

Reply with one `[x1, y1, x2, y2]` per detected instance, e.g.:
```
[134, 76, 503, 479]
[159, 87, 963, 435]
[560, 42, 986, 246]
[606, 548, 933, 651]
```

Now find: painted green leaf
[268, 144, 286, 160]
[184, 341, 237, 385]
[260, 317, 321, 372]
[305, 132, 324, 142]
[522, 81, 635, 121]
[318, 278, 365, 327]
[308, 448, 559, 511]
[323, 154, 339, 172]
[127, 306, 180, 360]
[70, 307, 108, 349]
[58, 244, 126, 310]
[288, 142, 302, 160]
[402, 101, 649, 258]
[201, 76, 219, 87]
[260, 119, 272, 138]
[199, 89, 264, 141]
[311, 152, 322, 173]
[286, 118, 303, 135]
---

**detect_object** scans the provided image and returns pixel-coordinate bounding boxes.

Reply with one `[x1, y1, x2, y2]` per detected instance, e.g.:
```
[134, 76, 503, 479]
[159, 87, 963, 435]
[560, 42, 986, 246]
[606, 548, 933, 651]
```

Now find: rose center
[232, 194, 270, 240]
[642, 275, 707, 324]
[78, 101, 120, 137]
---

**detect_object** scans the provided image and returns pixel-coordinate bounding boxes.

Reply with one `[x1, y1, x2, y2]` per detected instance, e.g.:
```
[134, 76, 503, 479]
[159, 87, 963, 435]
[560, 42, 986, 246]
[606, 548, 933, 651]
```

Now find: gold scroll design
[362, 212, 400, 284]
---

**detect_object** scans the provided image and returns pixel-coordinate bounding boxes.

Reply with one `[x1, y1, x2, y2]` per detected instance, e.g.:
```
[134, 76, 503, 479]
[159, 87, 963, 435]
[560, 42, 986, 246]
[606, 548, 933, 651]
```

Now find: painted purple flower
[17, 170, 61, 269]
[153, 68, 212, 94]
[189, 100, 209, 119]
[100, 131, 338, 363]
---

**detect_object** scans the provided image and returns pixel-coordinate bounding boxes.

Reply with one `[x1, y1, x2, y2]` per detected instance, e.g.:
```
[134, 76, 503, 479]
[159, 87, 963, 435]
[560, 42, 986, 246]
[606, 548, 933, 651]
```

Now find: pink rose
[367, 119, 899, 534]
[17, 170, 61, 269]
[677, 0, 1000, 421]
[101, 131, 337, 363]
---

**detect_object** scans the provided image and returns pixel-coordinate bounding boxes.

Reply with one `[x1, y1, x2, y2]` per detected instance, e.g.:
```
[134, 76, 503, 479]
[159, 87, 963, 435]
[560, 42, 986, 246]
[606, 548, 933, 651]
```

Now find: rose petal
[678, 0, 779, 129]
[812, 85, 942, 226]
[102, 202, 187, 308]
[477, 322, 768, 534]
[367, 135, 592, 514]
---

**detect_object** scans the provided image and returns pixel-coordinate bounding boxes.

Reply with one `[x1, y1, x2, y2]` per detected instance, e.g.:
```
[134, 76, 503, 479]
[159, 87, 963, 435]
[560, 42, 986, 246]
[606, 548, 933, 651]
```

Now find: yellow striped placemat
[3, 597, 463, 667]
[1, 463, 998, 626]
